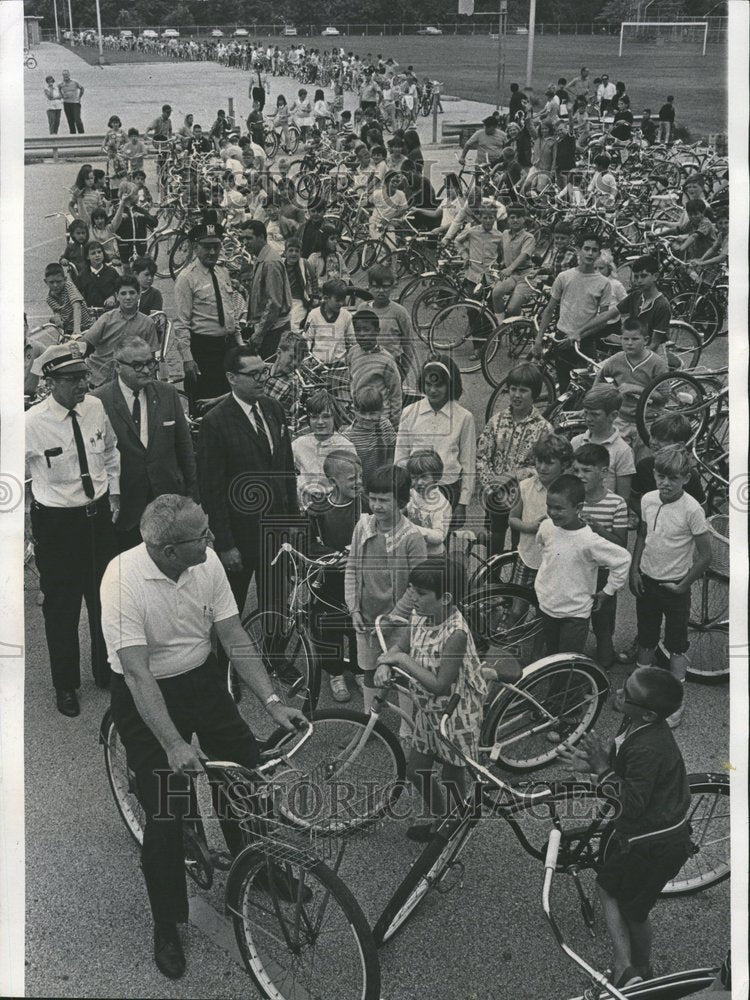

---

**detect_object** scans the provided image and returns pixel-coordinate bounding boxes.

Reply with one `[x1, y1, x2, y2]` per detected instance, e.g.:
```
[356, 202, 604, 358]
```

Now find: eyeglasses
[169, 527, 212, 547]
[119, 358, 158, 372]
[235, 368, 269, 382]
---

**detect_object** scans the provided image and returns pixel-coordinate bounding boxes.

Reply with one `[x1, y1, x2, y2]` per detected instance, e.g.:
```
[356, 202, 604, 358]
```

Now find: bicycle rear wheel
[411, 283, 459, 344]
[481, 657, 607, 771]
[660, 773, 730, 895]
[482, 318, 538, 388]
[686, 572, 728, 684]
[428, 301, 497, 374]
[228, 850, 381, 1000]
[665, 320, 703, 370]
[101, 710, 145, 847]
[168, 231, 194, 280]
[635, 371, 709, 446]
[669, 292, 720, 344]
[461, 583, 543, 665]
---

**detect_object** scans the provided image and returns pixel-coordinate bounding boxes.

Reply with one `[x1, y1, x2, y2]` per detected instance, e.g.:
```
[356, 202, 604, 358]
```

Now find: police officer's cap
[189, 221, 224, 243]
[31, 342, 89, 378]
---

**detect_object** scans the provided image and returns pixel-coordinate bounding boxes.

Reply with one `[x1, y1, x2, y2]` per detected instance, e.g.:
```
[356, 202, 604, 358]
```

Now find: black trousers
[31, 496, 117, 690]
[309, 574, 359, 678]
[257, 319, 291, 362]
[189, 332, 232, 410]
[63, 101, 84, 133]
[251, 87, 266, 112]
[110, 659, 260, 925]
[115, 522, 143, 553]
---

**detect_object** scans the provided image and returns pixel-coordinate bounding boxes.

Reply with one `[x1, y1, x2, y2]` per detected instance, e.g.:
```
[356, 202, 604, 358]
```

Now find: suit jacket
[91, 379, 198, 530]
[196, 394, 300, 556]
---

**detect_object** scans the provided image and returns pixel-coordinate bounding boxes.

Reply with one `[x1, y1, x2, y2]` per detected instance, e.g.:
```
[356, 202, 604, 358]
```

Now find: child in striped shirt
[573, 444, 629, 669]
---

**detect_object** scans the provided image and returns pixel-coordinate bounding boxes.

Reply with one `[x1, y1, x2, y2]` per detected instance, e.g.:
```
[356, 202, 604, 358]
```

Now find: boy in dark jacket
[559, 666, 692, 991]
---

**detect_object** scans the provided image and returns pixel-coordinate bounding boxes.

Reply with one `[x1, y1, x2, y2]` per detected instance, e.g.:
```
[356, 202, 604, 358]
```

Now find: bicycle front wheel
[669, 292, 720, 344]
[411, 283, 458, 344]
[373, 818, 475, 946]
[666, 320, 703, 370]
[428, 301, 498, 374]
[168, 231, 194, 280]
[101, 709, 145, 847]
[481, 318, 538, 388]
[481, 656, 607, 771]
[229, 850, 381, 1000]
[687, 572, 728, 684]
[461, 583, 543, 664]
[660, 773, 730, 895]
[635, 371, 709, 446]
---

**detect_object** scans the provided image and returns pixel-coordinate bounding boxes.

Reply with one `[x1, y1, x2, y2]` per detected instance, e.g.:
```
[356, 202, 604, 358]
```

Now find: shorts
[636, 573, 691, 654]
[511, 557, 538, 590]
[597, 828, 691, 923]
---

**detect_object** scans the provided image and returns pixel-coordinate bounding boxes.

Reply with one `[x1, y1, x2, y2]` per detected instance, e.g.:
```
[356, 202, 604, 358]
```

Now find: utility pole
[526, 0, 536, 89]
[52, 0, 60, 42]
[67, 0, 74, 39]
[95, 0, 104, 66]
[495, 0, 507, 110]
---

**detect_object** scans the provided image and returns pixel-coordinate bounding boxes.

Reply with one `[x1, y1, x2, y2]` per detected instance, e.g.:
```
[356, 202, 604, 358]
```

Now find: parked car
[119, 29, 135, 39]
[233, 28, 249, 37]
[322, 26, 340, 36]
[417, 26, 443, 35]
[211, 28, 224, 37]
[283, 25, 298, 36]
[161, 28, 180, 39]
[142, 29, 158, 39]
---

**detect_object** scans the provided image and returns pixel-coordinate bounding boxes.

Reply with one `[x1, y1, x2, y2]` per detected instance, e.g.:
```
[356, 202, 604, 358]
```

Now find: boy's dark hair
[547, 473, 585, 507]
[85, 240, 104, 256]
[223, 344, 261, 374]
[621, 316, 646, 338]
[116, 273, 140, 294]
[631, 665, 683, 719]
[353, 384, 384, 413]
[553, 220, 572, 235]
[405, 448, 444, 480]
[353, 308, 380, 328]
[532, 434, 573, 466]
[284, 236, 302, 249]
[367, 263, 395, 286]
[574, 443, 610, 469]
[654, 444, 692, 479]
[321, 277, 349, 300]
[577, 228, 602, 249]
[667, 95, 674, 102]
[90, 207, 108, 225]
[305, 389, 335, 417]
[68, 218, 89, 236]
[409, 556, 466, 606]
[44, 262, 65, 279]
[370, 144, 386, 158]
[649, 413, 693, 444]
[131, 255, 158, 276]
[593, 154, 611, 169]
[583, 384, 622, 414]
[506, 362, 543, 399]
[418, 354, 463, 401]
[685, 198, 706, 216]
[127, 127, 139, 136]
[365, 464, 411, 508]
[632, 254, 659, 274]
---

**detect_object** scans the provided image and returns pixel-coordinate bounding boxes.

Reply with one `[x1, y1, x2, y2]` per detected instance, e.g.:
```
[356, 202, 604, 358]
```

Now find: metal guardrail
[25, 134, 108, 164]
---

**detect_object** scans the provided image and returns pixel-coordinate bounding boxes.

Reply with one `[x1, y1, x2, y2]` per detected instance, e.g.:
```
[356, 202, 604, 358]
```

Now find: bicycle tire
[484, 368, 557, 424]
[281, 126, 300, 155]
[461, 583, 543, 664]
[147, 229, 180, 280]
[635, 371, 709, 446]
[26, 56, 38, 68]
[466, 550, 518, 594]
[428, 300, 498, 375]
[266, 707, 406, 830]
[411, 283, 459, 344]
[168, 231, 194, 280]
[669, 291, 720, 344]
[481, 318, 538, 389]
[263, 129, 278, 161]
[228, 849, 381, 1000]
[480, 656, 608, 771]
[238, 609, 321, 726]
[101, 709, 145, 847]
[660, 773, 731, 895]
[686, 572, 728, 684]
[666, 319, 703, 370]
[373, 817, 476, 946]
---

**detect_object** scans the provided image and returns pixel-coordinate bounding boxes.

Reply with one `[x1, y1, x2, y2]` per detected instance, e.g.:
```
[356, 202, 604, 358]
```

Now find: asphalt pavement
[23, 43, 731, 1000]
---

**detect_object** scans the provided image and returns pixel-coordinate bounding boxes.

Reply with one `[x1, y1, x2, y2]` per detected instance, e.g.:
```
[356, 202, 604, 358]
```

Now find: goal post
[619, 21, 708, 57]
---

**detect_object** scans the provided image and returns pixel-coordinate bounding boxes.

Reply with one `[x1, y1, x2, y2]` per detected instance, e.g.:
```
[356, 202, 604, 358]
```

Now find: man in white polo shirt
[100, 494, 305, 981]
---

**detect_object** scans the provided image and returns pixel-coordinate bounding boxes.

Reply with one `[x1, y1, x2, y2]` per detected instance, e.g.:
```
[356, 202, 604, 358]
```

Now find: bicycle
[24, 49, 38, 69]
[684, 513, 728, 686]
[544, 829, 724, 1000]
[373, 691, 730, 947]
[100, 714, 381, 999]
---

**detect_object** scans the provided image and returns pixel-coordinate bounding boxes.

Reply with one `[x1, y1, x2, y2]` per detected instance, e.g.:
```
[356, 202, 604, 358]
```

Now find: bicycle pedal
[435, 861, 464, 894]
[211, 850, 233, 872]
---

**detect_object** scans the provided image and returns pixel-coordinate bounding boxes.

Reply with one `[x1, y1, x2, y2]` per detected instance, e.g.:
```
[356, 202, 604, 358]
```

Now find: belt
[32, 494, 110, 519]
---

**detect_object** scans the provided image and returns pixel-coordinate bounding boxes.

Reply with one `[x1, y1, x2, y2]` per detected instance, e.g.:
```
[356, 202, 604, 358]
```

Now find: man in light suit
[196, 344, 302, 630]
[92, 337, 198, 552]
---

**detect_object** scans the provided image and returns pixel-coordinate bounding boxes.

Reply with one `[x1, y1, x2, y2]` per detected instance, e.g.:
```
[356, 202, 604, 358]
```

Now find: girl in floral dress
[376, 557, 487, 842]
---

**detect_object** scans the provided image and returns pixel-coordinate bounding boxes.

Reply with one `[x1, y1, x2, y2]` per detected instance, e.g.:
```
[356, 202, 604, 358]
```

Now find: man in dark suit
[196, 345, 302, 629]
[92, 337, 198, 552]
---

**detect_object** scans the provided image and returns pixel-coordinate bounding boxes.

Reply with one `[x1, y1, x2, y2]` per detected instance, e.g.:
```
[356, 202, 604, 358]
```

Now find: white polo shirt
[100, 544, 238, 679]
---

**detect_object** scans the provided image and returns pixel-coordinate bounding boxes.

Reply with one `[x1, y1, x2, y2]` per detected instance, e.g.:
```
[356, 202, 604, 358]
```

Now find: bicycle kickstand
[569, 868, 597, 938]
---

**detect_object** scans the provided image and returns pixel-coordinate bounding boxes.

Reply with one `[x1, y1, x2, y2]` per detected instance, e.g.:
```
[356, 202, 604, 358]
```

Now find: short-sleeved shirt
[500, 229, 535, 272]
[581, 490, 629, 535]
[640, 490, 708, 581]
[517, 475, 548, 570]
[550, 267, 611, 339]
[616, 290, 671, 345]
[465, 127, 508, 164]
[457, 225, 504, 284]
[82, 308, 159, 386]
[47, 278, 93, 334]
[630, 457, 705, 508]
[100, 544, 238, 679]
[570, 428, 635, 495]
[598, 350, 669, 421]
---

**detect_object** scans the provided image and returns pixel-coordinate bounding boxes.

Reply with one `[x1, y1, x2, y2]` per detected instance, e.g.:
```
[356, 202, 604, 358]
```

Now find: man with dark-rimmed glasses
[92, 337, 198, 553]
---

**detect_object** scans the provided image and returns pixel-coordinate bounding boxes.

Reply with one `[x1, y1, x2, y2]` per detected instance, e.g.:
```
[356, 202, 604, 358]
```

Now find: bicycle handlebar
[271, 540, 348, 570]
[202, 717, 314, 777]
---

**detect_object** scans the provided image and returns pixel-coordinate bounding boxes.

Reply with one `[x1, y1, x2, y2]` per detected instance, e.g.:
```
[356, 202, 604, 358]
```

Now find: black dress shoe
[55, 689, 80, 718]
[153, 922, 185, 980]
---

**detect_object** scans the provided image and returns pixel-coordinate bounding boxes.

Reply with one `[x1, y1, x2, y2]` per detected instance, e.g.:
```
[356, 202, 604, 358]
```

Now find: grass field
[69, 32, 726, 138]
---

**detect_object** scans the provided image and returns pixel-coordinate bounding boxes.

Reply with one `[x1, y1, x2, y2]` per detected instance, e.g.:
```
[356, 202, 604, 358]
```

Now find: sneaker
[616, 638, 638, 664]
[354, 674, 365, 691]
[329, 674, 351, 703]
[667, 703, 684, 729]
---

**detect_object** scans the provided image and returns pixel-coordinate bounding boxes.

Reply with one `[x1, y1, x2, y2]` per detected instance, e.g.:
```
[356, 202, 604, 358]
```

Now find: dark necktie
[131, 388, 141, 434]
[68, 409, 95, 500]
[208, 266, 226, 327]
[250, 403, 274, 455]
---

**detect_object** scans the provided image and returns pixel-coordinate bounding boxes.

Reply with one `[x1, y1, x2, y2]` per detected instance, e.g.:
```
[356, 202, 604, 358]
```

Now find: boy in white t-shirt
[630, 446, 712, 728]
[304, 278, 354, 365]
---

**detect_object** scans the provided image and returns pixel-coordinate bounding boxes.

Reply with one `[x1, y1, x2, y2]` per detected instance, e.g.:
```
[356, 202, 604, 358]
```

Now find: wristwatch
[265, 693, 282, 707]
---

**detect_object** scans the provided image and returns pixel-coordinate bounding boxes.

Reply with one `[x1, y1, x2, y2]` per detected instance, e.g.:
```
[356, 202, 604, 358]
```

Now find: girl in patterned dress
[375, 557, 487, 842]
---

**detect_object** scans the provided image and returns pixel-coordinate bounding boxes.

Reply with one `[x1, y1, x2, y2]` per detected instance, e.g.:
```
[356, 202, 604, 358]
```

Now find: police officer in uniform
[26, 344, 120, 716]
[172, 219, 240, 411]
